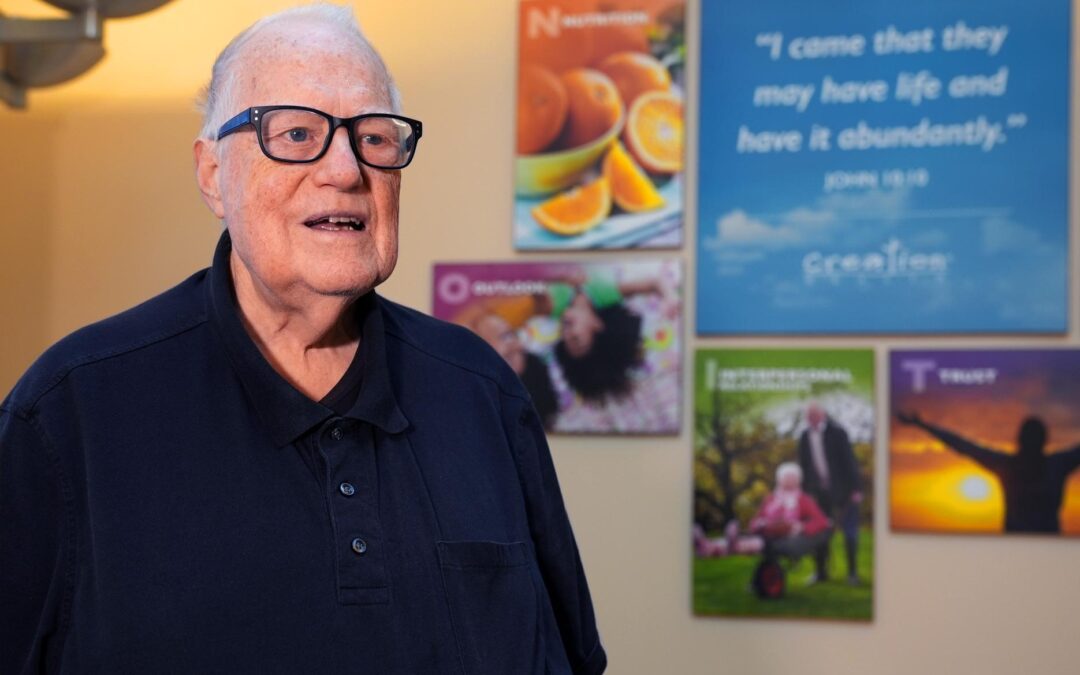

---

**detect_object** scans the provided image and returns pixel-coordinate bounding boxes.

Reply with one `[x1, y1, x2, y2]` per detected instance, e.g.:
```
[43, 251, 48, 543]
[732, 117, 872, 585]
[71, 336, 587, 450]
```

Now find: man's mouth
[304, 215, 365, 232]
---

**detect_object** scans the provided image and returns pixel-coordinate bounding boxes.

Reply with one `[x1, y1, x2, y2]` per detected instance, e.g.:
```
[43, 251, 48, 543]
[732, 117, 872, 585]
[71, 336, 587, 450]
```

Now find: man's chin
[322, 287, 373, 299]
[307, 262, 377, 290]
[307, 277, 373, 297]
[306, 257, 395, 299]
[313, 273, 388, 299]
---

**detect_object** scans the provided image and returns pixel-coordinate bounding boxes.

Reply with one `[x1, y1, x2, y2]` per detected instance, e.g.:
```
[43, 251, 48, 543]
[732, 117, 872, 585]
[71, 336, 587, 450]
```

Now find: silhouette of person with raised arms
[897, 411, 1080, 533]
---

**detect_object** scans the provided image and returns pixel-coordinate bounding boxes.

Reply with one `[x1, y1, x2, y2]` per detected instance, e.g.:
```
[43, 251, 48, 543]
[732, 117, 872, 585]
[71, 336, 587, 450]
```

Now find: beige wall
[2, 1, 1078, 672]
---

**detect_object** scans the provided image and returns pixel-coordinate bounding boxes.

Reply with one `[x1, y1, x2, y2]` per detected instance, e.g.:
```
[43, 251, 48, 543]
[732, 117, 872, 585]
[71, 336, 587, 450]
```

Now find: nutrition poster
[514, 0, 686, 250]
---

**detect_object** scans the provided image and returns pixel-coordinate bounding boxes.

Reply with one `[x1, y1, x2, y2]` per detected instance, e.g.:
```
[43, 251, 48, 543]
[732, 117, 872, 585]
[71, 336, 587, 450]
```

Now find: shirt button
[330, 427, 343, 441]
[339, 482, 356, 497]
[351, 537, 368, 555]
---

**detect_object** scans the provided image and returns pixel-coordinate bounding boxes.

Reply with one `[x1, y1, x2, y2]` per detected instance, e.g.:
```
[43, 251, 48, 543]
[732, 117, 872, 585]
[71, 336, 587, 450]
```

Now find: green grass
[693, 527, 874, 621]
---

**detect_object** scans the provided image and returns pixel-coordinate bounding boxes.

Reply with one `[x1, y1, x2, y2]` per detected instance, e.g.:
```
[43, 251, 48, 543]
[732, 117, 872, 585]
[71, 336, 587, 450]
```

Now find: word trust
[900, 359, 999, 393]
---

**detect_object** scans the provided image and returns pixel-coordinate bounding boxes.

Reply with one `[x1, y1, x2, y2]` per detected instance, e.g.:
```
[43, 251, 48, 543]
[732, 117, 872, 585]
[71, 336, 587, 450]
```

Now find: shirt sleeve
[0, 408, 73, 675]
[834, 426, 860, 495]
[510, 402, 606, 675]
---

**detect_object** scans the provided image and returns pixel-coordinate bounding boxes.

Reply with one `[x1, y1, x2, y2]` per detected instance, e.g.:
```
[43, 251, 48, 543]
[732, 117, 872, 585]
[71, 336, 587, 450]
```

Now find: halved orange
[602, 140, 664, 212]
[624, 90, 683, 174]
[531, 176, 611, 236]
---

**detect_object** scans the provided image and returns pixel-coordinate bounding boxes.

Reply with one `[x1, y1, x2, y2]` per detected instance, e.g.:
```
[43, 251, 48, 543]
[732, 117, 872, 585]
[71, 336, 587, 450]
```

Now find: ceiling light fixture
[1, 0, 174, 109]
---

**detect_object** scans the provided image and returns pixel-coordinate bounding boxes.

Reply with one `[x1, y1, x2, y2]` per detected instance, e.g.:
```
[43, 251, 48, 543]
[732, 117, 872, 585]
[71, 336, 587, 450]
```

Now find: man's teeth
[310, 216, 364, 230]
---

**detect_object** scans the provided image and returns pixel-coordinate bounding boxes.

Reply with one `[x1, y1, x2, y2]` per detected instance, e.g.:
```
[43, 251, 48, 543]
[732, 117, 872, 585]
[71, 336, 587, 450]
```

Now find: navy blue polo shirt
[0, 233, 606, 675]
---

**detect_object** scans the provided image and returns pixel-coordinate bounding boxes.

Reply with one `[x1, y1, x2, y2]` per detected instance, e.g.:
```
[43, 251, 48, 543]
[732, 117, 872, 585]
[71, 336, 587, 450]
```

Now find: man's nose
[314, 126, 364, 188]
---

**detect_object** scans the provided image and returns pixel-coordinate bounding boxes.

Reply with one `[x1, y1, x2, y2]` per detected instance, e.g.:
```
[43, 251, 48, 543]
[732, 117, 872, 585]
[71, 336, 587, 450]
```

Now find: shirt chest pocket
[437, 540, 546, 675]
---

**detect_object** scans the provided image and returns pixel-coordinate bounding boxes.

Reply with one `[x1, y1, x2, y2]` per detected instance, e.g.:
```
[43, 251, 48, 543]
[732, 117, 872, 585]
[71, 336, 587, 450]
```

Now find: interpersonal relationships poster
[433, 260, 681, 434]
[890, 349, 1080, 536]
[693, 349, 874, 620]
[696, 0, 1068, 333]
[514, 0, 686, 250]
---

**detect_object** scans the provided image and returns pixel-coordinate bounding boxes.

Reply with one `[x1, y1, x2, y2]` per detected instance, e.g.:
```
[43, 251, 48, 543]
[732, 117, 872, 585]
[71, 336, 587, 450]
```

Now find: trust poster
[433, 260, 681, 434]
[696, 0, 1068, 333]
[693, 349, 874, 620]
[891, 349, 1080, 536]
[514, 0, 686, 250]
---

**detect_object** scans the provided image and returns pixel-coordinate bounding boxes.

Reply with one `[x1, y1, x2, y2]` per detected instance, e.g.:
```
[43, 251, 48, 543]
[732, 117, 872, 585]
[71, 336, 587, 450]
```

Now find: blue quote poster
[696, 0, 1068, 334]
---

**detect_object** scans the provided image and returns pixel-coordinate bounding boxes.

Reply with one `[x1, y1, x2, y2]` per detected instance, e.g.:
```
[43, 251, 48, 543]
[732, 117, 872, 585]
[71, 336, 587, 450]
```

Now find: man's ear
[194, 138, 226, 219]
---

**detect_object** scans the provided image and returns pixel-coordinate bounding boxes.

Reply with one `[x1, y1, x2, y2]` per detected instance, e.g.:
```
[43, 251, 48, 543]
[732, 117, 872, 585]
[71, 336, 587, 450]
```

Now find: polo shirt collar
[206, 231, 408, 448]
[345, 292, 409, 433]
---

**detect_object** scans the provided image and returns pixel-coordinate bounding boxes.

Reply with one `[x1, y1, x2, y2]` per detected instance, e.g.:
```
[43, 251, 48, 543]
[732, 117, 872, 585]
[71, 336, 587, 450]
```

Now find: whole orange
[589, 2, 650, 64]
[597, 51, 671, 109]
[517, 65, 570, 154]
[557, 68, 624, 150]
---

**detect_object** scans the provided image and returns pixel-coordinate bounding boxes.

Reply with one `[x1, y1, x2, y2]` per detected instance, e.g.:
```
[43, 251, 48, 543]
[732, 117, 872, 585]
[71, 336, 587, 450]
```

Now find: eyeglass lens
[260, 109, 415, 167]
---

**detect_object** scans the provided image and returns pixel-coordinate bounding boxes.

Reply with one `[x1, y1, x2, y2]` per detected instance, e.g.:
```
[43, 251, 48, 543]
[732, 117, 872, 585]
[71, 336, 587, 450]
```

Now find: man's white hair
[197, 3, 403, 140]
[775, 462, 803, 485]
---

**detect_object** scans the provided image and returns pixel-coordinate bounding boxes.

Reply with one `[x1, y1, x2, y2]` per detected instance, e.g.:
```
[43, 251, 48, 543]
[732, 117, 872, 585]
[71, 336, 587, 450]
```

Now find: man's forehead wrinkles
[235, 42, 384, 109]
[242, 23, 372, 67]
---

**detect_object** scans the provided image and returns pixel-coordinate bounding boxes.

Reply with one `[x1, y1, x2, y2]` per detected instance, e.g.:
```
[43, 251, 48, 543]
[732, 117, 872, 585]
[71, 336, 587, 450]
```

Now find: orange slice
[602, 140, 664, 213]
[624, 90, 684, 174]
[531, 176, 611, 236]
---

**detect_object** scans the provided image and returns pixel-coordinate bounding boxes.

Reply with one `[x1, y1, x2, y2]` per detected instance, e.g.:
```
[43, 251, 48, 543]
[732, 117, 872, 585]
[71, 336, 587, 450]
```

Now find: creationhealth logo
[802, 237, 951, 284]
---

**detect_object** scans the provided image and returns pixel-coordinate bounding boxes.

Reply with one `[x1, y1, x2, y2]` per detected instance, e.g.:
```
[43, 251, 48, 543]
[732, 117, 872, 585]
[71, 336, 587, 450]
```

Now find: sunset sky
[890, 350, 1080, 535]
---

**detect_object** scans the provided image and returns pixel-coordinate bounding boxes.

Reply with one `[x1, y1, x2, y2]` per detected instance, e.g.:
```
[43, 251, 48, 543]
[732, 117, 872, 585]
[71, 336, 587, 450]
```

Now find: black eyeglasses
[216, 105, 423, 169]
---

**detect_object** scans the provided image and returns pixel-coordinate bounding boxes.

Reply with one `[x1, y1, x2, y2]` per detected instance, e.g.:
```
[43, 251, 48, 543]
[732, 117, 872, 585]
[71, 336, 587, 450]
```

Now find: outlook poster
[432, 260, 682, 435]
[696, 0, 1068, 334]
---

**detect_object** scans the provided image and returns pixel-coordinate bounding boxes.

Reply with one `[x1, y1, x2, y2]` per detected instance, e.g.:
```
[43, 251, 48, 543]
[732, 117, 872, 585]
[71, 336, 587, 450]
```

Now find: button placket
[318, 421, 388, 604]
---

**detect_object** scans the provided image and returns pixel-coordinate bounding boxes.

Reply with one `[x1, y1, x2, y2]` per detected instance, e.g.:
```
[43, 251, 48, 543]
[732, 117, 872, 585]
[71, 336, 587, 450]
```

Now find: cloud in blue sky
[706, 188, 912, 251]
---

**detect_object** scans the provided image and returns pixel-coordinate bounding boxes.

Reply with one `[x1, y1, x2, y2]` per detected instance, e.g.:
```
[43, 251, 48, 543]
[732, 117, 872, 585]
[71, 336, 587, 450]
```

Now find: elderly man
[0, 5, 605, 674]
[796, 402, 862, 586]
